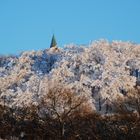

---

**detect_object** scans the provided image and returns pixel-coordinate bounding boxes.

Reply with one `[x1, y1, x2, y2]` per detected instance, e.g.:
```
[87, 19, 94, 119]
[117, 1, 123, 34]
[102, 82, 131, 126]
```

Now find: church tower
[50, 34, 57, 48]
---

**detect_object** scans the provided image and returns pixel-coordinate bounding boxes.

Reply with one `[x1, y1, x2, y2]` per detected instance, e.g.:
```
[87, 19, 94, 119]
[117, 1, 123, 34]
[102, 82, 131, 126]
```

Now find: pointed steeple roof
[50, 34, 57, 48]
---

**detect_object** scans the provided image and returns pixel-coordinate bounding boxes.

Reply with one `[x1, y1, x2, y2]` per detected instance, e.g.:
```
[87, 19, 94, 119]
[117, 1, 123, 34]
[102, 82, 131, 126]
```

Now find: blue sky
[0, 0, 140, 54]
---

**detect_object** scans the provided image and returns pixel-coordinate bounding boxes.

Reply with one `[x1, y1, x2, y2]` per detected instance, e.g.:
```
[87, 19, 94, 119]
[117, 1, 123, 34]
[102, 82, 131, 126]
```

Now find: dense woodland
[0, 86, 140, 140]
[0, 40, 140, 139]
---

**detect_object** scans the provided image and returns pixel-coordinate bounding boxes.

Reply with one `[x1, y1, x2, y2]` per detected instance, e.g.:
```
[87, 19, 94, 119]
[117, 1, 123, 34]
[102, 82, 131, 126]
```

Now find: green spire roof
[50, 34, 57, 48]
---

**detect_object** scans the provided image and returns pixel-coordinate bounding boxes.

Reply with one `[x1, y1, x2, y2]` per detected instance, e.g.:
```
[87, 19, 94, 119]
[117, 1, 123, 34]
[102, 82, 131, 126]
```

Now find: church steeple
[50, 34, 57, 48]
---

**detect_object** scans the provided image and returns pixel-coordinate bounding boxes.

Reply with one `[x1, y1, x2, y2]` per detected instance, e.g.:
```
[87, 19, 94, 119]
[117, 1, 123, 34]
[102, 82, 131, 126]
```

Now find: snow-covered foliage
[0, 40, 140, 113]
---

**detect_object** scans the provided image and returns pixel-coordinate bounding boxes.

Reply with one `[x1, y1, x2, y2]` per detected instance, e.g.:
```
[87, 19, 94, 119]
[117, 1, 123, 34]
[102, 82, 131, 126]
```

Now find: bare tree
[40, 86, 92, 139]
[115, 87, 140, 117]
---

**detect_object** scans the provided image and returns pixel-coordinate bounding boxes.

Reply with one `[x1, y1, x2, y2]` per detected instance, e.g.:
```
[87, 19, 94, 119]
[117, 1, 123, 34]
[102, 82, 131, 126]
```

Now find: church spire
[50, 34, 57, 48]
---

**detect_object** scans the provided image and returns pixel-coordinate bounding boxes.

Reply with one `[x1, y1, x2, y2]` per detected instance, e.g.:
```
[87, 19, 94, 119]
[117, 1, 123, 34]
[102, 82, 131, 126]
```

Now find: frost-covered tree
[0, 40, 140, 113]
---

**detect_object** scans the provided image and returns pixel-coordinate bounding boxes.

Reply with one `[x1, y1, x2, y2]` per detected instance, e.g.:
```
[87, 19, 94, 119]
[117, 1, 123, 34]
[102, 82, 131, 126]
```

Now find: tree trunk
[60, 122, 65, 140]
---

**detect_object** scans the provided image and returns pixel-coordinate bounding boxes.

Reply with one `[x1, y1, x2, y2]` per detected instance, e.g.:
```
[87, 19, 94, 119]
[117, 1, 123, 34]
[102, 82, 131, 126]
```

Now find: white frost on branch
[0, 40, 139, 113]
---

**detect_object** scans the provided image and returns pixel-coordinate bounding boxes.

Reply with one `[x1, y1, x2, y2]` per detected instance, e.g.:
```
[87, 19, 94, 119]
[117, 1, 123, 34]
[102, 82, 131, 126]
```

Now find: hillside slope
[0, 40, 140, 113]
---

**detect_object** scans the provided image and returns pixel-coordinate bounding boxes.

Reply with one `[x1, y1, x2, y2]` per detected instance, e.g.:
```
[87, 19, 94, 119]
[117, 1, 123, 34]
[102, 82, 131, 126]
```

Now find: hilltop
[0, 40, 140, 113]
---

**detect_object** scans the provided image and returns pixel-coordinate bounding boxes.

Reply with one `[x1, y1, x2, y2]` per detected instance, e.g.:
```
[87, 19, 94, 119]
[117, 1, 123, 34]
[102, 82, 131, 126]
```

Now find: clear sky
[0, 0, 140, 54]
